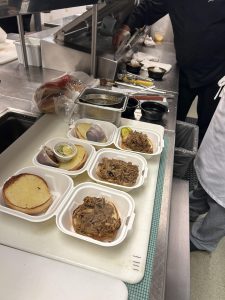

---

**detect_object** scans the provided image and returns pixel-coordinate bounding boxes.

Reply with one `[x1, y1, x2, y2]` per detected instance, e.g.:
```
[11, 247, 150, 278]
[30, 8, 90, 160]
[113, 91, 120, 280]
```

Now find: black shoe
[190, 240, 201, 252]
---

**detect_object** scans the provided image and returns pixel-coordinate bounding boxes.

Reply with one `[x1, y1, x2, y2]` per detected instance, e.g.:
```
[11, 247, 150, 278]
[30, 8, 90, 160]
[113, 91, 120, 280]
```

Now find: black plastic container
[147, 67, 166, 80]
[174, 121, 199, 178]
[122, 97, 139, 118]
[140, 101, 168, 121]
[126, 63, 142, 75]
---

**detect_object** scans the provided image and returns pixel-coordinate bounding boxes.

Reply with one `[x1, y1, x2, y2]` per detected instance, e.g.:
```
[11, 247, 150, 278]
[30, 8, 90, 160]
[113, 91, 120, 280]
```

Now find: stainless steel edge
[0, 107, 40, 118]
[165, 178, 190, 300]
[149, 130, 175, 300]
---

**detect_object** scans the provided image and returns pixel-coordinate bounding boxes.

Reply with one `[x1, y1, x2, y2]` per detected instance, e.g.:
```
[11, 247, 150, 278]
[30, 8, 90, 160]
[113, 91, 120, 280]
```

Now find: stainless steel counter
[0, 61, 63, 113]
[127, 42, 179, 132]
[0, 42, 188, 300]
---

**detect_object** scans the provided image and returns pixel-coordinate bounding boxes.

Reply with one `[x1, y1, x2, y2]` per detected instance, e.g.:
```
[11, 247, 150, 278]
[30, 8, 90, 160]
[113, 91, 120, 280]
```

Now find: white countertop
[0, 244, 128, 300]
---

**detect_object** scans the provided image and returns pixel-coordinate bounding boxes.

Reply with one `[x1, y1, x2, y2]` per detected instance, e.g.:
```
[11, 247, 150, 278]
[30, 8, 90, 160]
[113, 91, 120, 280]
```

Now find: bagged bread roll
[34, 74, 86, 113]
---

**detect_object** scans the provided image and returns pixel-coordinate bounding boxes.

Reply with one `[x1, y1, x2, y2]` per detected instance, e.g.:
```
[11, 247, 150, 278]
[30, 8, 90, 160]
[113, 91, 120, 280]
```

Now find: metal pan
[80, 93, 124, 106]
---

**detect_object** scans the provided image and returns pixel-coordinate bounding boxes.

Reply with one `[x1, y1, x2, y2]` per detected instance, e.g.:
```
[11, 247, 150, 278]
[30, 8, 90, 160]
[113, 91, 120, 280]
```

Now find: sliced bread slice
[59, 144, 88, 171]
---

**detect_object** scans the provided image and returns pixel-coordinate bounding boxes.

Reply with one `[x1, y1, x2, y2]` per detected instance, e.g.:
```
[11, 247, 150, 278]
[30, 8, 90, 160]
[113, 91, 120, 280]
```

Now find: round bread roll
[2, 173, 52, 215]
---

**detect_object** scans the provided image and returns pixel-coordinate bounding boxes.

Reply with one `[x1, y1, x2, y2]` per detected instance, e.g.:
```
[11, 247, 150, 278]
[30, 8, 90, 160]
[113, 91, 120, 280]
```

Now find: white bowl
[114, 126, 164, 159]
[33, 137, 96, 177]
[67, 118, 117, 148]
[88, 148, 148, 192]
[56, 182, 135, 247]
[53, 142, 77, 162]
[0, 166, 73, 222]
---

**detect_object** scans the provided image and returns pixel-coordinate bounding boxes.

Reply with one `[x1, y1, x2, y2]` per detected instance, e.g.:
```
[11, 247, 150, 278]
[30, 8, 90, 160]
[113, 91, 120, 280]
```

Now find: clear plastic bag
[33, 73, 86, 113]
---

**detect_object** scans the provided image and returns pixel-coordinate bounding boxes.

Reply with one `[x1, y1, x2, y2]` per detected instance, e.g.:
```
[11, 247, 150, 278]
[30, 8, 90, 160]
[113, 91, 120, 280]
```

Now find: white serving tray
[0, 114, 164, 284]
[67, 118, 117, 148]
[88, 148, 148, 192]
[0, 166, 73, 222]
[33, 137, 95, 177]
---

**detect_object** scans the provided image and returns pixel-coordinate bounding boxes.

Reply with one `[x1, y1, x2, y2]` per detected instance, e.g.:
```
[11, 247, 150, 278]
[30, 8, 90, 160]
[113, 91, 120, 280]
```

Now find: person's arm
[126, 0, 168, 31]
[113, 0, 168, 48]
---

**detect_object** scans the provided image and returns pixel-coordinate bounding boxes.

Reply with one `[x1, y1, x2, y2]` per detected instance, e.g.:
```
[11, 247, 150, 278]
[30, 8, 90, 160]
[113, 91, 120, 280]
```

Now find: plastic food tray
[33, 137, 95, 177]
[56, 182, 135, 247]
[114, 125, 164, 159]
[67, 118, 117, 148]
[88, 148, 148, 192]
[0, 166, 73, 222]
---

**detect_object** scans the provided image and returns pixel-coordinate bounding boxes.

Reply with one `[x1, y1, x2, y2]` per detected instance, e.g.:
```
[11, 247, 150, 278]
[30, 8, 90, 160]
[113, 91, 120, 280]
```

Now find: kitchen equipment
[117, 74, 154, 88]
[88, 148, 148, 192]
[15, 37, 42, 67]
[80, 93, 124, 107]
[76, 88, 128, 126]
[0, 166, 73, 223]
[67, 118, 117, 148]
[140, 101, 168, 121]
[56, 182, 135, 247]
[41, 0, 145, 79]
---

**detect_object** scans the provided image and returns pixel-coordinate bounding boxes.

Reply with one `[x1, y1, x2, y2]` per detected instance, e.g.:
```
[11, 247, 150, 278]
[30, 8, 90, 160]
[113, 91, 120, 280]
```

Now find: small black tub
[140, 101, 168, 121]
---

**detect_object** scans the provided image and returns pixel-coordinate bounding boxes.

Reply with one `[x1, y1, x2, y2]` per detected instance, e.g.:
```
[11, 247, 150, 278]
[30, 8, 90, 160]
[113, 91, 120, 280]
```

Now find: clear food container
[15, 37, 42, 67]
[88, 148, 148, 192]
[67, 118, 117, 148]
[114, 125, 164, 159]
[0, 166, 73, 222]
[56, 182, 135, 247]
[33, 137, 95, 177]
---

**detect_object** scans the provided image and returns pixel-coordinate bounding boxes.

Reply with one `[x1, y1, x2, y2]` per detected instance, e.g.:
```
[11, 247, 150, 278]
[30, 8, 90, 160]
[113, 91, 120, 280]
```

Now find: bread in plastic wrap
[33, 73, 86, 113]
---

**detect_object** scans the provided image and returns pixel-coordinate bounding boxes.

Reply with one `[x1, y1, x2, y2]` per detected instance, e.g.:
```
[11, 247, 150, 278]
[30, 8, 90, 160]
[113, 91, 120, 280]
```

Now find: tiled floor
[187, 98, 225, 300]
[191, 238, 225, 300]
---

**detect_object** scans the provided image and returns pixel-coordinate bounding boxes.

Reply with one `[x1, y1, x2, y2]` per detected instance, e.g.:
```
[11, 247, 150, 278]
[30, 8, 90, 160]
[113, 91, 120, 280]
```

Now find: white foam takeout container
[114, 125, 164, 159]
[0, 166, 74, 222]
[88, 148, 148, 192]
[56, 182, 135, 247]
[33, 137, 96, 177]
[67, 118, 117, 148]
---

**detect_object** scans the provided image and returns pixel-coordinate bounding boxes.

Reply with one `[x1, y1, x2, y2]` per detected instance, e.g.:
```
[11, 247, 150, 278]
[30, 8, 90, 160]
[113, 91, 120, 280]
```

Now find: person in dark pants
[113, 0, 225, 144]
[189, 80, 225, 252]
[177, 71, 220, 144]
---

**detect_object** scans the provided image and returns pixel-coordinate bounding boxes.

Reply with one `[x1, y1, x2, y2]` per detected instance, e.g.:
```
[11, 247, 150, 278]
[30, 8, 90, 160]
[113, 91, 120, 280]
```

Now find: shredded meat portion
[124, 131, 153, 153]
[72, 196, 121, 242]
[97, 158, 139, 186]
